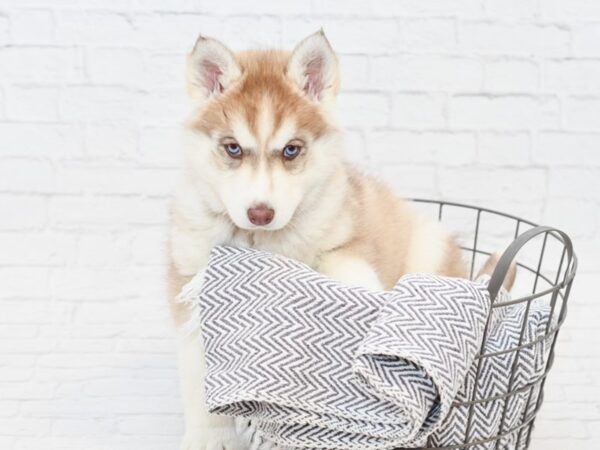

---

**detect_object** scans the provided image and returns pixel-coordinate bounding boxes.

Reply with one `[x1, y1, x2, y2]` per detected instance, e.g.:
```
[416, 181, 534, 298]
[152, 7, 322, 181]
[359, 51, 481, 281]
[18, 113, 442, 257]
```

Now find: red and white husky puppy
[169, 31, 466, 449]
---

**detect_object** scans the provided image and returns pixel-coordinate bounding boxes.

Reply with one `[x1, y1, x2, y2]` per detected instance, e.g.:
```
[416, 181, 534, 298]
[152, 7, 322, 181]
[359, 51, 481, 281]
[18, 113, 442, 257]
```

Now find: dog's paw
[180, 426, 244, 450]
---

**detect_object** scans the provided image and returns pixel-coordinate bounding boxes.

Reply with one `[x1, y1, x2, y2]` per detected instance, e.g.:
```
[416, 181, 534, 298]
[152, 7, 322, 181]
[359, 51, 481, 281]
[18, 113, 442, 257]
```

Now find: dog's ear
[186, 35, 241, 103]
[287, 30, 340, 102]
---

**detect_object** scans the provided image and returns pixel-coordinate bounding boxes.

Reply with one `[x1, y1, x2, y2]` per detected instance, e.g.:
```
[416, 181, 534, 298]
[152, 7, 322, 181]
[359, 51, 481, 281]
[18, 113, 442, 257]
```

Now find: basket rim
[410, 198, 538, 228]
[409, 198, 578, 297]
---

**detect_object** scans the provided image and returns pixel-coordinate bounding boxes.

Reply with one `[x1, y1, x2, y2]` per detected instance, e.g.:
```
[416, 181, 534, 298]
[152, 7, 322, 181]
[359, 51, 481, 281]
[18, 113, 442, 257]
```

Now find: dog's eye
[224, 143, 242, 159]
[282, 144, 301, 160]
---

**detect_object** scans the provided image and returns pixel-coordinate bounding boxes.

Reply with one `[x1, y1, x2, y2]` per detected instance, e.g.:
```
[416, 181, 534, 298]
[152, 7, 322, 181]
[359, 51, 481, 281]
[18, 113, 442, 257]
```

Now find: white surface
[0, 1, 598, 449]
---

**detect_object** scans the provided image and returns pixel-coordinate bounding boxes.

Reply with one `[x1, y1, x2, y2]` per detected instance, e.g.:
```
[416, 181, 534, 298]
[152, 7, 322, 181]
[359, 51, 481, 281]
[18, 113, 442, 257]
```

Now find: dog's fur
[169, 32, 469, 450]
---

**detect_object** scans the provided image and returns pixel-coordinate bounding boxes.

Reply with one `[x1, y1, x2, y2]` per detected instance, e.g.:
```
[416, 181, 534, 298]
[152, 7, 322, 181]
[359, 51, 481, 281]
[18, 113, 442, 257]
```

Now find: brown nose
[247, 204, 275, 226]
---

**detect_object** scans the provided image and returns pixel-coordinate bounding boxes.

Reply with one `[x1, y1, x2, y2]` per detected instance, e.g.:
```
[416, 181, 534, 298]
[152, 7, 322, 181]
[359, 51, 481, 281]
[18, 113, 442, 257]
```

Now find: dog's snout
[247, 204, 275, 226]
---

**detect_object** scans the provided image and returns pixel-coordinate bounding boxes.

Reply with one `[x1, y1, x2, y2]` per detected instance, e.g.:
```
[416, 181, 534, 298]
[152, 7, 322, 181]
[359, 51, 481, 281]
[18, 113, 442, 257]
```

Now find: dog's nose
[247, 204, 275, 226]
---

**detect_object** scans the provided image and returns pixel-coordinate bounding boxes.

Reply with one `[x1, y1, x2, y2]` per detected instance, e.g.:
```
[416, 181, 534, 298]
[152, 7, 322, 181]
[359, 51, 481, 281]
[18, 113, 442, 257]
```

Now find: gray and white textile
[183, 246, 489, 448]
[429, 285, 552, 450]
[181, 246, 554, 449]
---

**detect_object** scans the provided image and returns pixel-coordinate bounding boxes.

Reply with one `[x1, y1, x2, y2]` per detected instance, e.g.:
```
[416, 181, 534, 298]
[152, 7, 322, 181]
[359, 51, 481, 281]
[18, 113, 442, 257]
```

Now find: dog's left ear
[287, 30, 340, 102]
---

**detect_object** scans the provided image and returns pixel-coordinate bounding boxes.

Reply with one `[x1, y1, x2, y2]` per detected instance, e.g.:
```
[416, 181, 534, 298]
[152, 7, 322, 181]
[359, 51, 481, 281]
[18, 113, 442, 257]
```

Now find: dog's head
[183, 31, 344, 231]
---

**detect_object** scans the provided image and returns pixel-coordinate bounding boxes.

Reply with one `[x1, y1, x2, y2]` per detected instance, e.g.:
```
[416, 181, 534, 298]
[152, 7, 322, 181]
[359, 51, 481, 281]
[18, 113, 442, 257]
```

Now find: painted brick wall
[0, 1, 598, 449]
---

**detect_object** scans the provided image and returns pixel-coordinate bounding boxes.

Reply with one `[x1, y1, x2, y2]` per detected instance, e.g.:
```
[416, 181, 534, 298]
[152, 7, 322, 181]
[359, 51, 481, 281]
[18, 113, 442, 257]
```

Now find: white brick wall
[0, 1, 598, 449]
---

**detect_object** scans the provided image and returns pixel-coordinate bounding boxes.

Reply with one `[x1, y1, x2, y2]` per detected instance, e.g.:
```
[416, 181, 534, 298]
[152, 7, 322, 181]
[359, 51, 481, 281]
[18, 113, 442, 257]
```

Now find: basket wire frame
[406, 199, 577, 450]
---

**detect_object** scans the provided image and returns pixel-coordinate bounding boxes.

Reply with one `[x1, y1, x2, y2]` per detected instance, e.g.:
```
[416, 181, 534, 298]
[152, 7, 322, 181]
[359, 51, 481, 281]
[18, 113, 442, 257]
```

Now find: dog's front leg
[177, 328, 243, 450]
[175, 268, 243, 450]
[318, 251, 383, 291]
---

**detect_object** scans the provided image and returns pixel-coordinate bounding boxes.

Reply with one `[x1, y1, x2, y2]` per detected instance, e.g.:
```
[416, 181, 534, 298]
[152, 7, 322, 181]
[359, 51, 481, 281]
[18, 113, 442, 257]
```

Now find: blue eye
[225, 143, 242, 158]
[282, 144, 301, 160]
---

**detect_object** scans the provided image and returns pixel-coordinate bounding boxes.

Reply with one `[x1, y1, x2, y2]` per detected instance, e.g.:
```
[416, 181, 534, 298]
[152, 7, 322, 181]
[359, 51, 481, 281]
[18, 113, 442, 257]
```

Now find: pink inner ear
[201, 59, 224, 94]
[303, 55, 324, 99]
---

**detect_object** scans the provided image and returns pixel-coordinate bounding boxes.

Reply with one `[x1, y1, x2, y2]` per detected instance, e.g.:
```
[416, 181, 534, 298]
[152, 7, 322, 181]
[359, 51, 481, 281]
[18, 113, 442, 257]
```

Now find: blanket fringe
[175, 269, 206, 336]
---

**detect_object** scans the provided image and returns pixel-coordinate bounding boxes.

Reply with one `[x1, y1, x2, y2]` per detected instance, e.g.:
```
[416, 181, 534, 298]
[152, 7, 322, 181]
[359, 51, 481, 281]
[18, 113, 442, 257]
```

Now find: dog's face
[183, 32, 343, 231]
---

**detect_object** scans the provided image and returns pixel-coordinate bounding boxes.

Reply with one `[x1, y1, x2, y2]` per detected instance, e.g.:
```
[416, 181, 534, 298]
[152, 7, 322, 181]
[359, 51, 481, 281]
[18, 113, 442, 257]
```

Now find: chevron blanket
[428, 294, 553, 450]
[182, 246, 492, 449]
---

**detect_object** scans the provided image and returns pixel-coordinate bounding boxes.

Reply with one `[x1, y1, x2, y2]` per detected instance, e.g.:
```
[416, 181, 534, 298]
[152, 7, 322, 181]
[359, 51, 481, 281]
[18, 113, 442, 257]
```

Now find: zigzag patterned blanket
[428, 297, 552, 450]
[182, 246, 554, 449]
[187, 246, 491, 449]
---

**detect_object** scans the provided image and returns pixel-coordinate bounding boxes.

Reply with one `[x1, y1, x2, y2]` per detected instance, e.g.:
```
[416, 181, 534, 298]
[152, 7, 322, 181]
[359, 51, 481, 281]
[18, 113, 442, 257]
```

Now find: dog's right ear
[186, 35, 241, 103]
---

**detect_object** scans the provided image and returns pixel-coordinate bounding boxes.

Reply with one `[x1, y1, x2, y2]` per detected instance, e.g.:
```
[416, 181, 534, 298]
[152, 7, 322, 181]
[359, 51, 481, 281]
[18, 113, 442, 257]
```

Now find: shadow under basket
[404, 199, 577, 450]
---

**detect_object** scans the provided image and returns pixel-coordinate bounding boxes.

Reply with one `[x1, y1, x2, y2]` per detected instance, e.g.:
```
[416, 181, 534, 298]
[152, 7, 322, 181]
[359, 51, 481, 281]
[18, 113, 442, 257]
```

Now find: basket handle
[487, 226, 574, 301]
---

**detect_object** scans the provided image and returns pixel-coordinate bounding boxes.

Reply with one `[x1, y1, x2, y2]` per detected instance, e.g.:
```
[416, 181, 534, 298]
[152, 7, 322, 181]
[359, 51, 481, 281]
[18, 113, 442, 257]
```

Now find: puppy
[169, 31, 466, 450]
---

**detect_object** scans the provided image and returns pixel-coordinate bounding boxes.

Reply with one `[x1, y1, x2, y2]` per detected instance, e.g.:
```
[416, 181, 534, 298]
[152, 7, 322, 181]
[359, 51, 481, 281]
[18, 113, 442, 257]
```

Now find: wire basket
[406, 199, 578, 450]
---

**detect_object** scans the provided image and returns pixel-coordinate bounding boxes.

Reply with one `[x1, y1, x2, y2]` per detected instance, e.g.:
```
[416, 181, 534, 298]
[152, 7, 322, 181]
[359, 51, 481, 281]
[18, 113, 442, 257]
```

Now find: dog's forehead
[230, 96, 297, 151]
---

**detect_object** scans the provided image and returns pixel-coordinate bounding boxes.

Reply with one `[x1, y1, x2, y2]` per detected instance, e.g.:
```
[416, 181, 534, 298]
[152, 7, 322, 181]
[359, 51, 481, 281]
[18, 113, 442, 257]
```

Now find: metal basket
[407, 199, 578, 450]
